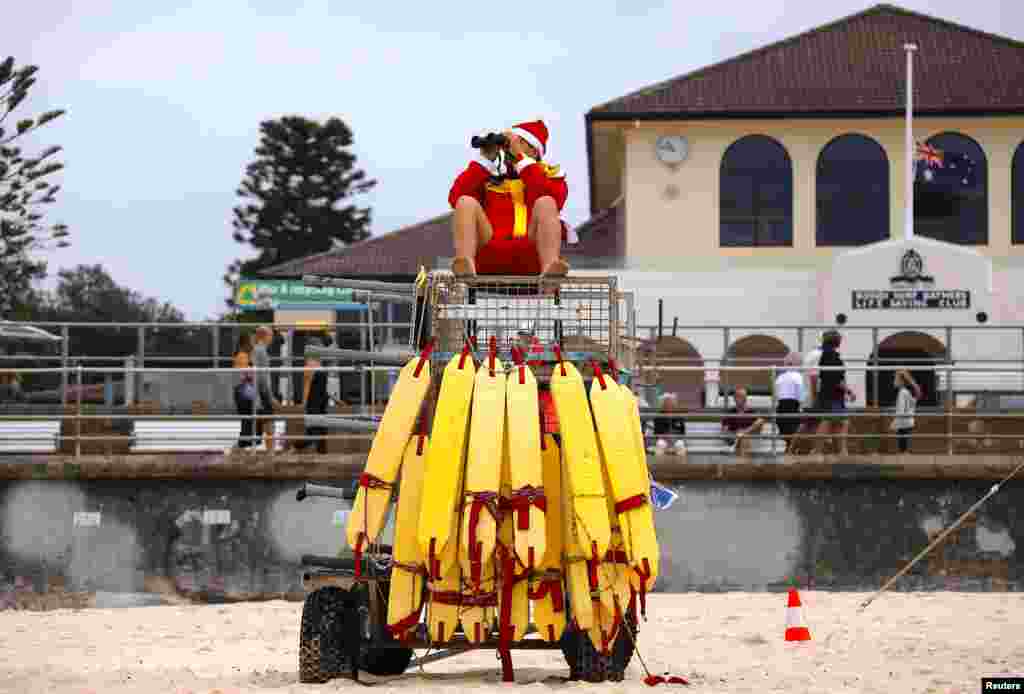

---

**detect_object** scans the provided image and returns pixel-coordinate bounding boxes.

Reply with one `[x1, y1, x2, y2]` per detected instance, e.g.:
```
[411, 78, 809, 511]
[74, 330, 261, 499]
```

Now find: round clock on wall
[655, 135, 689, 167]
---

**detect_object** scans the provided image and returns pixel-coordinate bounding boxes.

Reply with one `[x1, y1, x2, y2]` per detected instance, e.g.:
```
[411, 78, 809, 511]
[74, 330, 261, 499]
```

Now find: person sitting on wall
[448, 119, 576, 278]
[650, 392, 687, 455]
[721, 387, 767, 456]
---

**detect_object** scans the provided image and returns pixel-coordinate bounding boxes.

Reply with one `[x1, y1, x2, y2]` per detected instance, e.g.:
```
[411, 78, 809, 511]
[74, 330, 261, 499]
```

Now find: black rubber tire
[560, 609, 637, 682]
[353, 581, 415, 677]
[299, 587, 359, 684]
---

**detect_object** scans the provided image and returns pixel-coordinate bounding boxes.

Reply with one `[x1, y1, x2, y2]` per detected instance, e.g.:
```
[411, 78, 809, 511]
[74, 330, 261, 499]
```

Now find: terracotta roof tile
[261, 213, 454, 277]
[589, 4, 1024, 117]
[262, 203, 626, 278]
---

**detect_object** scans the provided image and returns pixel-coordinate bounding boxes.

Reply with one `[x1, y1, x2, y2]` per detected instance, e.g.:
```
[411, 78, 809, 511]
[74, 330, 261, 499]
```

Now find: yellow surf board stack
[591, 369, 660, 602]
[622, 387, 660, 597]
[459, 351, 505, 645]
[560, 434, 595, 631]
[498, 427, 529, 642]
[417, 351, 476, 578]
[460, 355, 505, 588]
[505, 356, 546, 571]
[426, 534, 462, 643]
[530, 432, 567, 643]
[386, 435, 429, 639]
[549, 359, 611, 560]
[347, 353, 431, 554]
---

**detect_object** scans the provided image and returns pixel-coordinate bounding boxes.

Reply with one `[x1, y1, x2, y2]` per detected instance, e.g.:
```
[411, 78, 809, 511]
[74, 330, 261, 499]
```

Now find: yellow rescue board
[386, 435, 429, 638]
[460, 358, 505, 586]
[505, 361, 546, 570]
[622, 388, 660, 594]
[417, 353, 476, 574]
[549, 361, 610, 559]
[347, 355, 430, 551]
[530, 433, 567, 643]
[498, 429, 529, 641]
[426, 537, 461, 643]
[460, 558, 496, 644]
[560, 433, 594, 631]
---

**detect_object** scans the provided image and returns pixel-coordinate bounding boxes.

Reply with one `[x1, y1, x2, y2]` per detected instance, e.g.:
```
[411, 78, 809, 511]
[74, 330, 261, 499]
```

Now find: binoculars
[470, 132, 508, 149]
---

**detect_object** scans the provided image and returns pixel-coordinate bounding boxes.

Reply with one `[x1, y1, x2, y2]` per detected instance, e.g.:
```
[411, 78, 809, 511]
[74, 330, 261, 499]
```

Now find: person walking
[891, 369, 921, 453]
[232, 333, 257, 449]
[813, 330, 856, 458]
[251, 326, 280, 452]
[774, 352, 805, 454]
[294, 333, 333, 454]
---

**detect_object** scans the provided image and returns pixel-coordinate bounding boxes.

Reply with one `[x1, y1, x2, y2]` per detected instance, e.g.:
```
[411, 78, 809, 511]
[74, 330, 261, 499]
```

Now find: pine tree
[0, 56, 69, 315]
[223, 116, 375, 306]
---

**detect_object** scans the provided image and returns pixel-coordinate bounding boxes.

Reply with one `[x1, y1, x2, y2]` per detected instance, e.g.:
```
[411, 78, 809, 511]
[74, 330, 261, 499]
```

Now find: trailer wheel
[353, 581, 415, 677]
[299, 587, 360, 684]
[560, 610, 637, 682]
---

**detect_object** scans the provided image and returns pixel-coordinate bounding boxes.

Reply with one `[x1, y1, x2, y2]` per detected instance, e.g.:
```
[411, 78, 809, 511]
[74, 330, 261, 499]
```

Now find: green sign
[235, 278, 356, 310]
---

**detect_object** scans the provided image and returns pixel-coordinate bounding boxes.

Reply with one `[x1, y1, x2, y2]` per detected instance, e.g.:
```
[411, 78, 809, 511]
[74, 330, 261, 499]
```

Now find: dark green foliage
[0, 56, 69, 314]
[224, 116, 375, 307]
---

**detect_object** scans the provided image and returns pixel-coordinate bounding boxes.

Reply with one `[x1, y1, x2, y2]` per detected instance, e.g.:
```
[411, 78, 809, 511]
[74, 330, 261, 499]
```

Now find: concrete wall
[1, 478, 1020, 608]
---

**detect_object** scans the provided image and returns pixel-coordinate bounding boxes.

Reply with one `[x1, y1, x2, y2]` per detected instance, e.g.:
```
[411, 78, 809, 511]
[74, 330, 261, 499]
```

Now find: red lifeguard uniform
[448, 120, 575, 275]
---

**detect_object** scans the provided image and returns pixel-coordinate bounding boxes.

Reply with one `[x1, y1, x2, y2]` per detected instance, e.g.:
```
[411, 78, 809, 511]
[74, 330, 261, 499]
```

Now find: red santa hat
[509, 119, 548, 156]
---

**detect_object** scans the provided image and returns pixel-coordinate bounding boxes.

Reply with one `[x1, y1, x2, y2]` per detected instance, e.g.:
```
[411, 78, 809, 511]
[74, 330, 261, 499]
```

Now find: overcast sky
[10, 0, 1023, 319]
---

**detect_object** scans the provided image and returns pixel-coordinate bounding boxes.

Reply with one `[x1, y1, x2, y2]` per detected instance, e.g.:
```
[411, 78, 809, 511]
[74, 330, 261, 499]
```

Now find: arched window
[816, 134, 889, 246]
[914, 132, 987, 245]
[720, 135, 793, 247]
[1013, 141, 1024, 245]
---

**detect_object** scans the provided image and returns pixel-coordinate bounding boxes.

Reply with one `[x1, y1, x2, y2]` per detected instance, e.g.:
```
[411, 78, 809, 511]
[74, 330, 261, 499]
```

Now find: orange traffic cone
[784, 588, 811, 641]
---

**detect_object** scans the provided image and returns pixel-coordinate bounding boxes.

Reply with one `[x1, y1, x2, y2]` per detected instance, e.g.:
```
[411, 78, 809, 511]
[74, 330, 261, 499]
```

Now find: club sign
[852, 250, 970, 310]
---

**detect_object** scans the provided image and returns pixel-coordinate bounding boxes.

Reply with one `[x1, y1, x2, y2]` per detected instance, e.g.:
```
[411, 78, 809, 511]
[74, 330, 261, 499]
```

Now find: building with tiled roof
[262, 4, 1024, 410]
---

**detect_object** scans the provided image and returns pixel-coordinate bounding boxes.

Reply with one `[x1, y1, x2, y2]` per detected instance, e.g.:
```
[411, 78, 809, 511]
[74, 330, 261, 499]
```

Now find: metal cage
[414, 273, 633, 382]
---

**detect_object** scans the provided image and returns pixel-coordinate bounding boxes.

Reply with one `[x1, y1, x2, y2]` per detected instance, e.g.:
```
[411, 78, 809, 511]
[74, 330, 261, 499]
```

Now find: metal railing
[1, 361, 1023, 457]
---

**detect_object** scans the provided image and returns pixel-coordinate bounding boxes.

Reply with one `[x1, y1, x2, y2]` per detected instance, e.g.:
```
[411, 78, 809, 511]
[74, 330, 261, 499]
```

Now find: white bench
[131, 420, 289, 452]
[0, 421, 61, 453]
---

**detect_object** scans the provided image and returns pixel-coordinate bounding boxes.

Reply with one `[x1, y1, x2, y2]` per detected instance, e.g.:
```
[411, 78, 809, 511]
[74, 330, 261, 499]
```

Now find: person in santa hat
[448, 119, 576, 277]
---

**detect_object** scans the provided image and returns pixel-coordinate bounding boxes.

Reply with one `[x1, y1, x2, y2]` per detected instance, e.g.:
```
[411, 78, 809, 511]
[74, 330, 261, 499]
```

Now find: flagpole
[904, 43, 918, 241]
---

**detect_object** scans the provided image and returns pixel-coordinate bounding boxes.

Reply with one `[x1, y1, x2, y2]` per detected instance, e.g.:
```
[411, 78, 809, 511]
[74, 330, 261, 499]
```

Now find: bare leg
[835, 420, 850, 456]
[813, 420, 830, 456]
[529, 196, 569, 276]
[452, 196, 492, 276]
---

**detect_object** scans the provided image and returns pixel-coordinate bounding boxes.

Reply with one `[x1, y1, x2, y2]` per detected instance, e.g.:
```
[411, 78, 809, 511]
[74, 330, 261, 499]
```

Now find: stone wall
[1, 477, 1020, 609]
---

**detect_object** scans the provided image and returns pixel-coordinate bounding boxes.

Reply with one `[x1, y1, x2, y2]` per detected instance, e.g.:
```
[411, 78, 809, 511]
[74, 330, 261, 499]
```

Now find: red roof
[261, 213, 454, 278]
[588, 4, 1024, 118]
[262, 204, 626, 278]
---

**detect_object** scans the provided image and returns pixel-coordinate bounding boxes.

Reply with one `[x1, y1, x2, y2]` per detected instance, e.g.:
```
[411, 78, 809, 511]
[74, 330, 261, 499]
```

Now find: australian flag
[649, 477, 679, 511]
[914, 141, 978, 191]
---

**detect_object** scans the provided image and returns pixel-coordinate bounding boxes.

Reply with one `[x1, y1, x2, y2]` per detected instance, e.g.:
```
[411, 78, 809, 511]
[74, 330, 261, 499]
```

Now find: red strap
[459, 337, 474, 370]
[527, 577, 566, 613]
[461, 591, 498, 607]
[634, 557, 652, 619]
[605, 549, 629, 564]
[591, 360, 607, 390]
[354, 534, 365, 580]
[608, 358, 619, 383]
[507, 485, 547, 531]
[614, 493, 647, 515]
[553, 344, 566, 376]
[430, 589, 463, 606]
[465, 491, 499, 588]
[511, 346, 526, 384]
[414, 338, 434, 378]
[539, 404, 547, 450]
[359, 472, 392, 490]
[386, 607, 423, 636]
[416, 408, 428, 455]
[488, 336, 497, 376]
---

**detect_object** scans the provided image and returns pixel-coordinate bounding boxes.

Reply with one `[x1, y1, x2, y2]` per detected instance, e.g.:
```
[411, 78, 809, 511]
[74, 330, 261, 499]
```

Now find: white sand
[0, 592, 1021, 693]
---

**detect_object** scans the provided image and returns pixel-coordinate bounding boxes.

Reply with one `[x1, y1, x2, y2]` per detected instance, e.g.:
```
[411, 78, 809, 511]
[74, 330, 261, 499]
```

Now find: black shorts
[776, 399, 801, 437]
